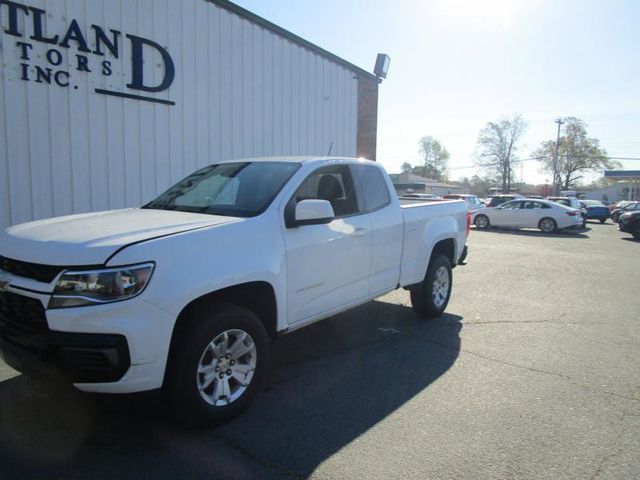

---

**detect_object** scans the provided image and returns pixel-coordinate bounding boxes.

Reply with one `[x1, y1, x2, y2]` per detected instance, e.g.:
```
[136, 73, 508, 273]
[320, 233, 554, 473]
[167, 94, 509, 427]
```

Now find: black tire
[632, 223, 640, 240]
[538, 217, 557, 233]
[599, 218, 607, 224]
[474, 214, 490, 229]
[165, 304, 270, 426]
[410, 254, 453, 318]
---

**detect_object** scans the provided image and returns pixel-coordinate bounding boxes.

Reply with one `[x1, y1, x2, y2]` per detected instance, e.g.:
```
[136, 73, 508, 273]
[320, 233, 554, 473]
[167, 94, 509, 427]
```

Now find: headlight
[49, 263, 154, 308]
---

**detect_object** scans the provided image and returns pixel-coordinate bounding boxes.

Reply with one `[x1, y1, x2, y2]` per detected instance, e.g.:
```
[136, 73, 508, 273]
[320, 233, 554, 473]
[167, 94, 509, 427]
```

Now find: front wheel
[165, 304, 270, 426]
[474, 214, 490, 229]
[538, 217, 557, 233]
[410, 255, 453, 318]
[632, 223, 640, 240]
[599, 218, 607, 224]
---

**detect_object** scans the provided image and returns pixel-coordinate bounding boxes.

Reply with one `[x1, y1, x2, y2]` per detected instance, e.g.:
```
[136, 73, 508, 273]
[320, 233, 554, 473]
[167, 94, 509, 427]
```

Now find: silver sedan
[471, 198, 583, 232]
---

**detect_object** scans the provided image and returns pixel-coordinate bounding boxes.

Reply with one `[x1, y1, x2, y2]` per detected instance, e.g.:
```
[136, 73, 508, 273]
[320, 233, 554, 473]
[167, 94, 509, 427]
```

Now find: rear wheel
[474, 214, 490, 229]
[410, 255, 452, 318]
[538, 217, 557, 233]
[165, 304, 269, 426]
[599, 218, 607, 224]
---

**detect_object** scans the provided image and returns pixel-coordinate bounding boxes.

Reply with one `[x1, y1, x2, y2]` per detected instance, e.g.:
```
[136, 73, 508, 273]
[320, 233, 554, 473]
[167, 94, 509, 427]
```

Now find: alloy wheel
[432, 266, 450, 308]
[196, 329, 257, 406]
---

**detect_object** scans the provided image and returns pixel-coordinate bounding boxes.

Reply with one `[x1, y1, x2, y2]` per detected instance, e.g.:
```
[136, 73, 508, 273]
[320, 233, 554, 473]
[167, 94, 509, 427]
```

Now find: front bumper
[0, 287, 176, 393]
[619, 220, 632, 233]
[0, 328, 130, 383]
[458, 245, 469, 265]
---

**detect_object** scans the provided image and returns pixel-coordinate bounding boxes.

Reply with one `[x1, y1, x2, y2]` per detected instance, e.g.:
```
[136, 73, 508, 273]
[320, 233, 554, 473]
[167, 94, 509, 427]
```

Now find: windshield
[143, 162, 300, 217]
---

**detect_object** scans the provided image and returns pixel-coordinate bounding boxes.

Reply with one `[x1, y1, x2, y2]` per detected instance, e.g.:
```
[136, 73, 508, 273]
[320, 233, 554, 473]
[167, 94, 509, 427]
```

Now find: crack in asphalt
[589, 411, 632, 480]
[452, 345, 640, 404]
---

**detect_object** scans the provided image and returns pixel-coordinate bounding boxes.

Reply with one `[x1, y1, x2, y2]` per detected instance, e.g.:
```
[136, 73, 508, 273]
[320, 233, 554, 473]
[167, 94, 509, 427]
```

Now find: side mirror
[293, 199, 335, 227]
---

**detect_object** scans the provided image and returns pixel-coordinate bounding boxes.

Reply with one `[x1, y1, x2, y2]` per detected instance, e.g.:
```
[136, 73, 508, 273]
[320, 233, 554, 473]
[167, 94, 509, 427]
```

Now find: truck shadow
[0, 300, 461, 479]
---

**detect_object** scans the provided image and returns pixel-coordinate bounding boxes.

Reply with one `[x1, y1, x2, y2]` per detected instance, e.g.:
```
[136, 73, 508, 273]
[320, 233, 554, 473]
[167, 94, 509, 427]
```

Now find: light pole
[553, 118, 564, 194]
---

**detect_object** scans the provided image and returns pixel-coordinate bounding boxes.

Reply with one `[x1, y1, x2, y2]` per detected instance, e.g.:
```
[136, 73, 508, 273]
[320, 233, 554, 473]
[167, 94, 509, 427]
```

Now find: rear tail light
[466, 211, 471, 235]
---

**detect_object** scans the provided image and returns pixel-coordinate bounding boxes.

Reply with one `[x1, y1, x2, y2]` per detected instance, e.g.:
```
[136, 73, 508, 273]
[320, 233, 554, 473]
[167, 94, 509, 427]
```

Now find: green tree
[533, 117, 613, 192]
[469, 174, 497, 196]
[475, 114, 527, 193]
[415, 136, 449, 181]
[401, 162, 413, 174]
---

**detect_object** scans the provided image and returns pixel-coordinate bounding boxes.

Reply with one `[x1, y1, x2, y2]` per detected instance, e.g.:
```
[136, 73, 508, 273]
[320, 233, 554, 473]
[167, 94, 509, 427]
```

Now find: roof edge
[207, 0, 379, 82]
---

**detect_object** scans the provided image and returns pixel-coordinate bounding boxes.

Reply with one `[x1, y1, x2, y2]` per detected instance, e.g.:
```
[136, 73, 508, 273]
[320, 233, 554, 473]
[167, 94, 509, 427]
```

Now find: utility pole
[553, 118, 564, 195]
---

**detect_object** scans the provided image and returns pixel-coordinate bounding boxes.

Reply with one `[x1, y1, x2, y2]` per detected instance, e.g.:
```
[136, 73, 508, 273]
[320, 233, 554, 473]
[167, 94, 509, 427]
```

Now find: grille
[0, 292, 49, 336]
[0, 256, 64, 283]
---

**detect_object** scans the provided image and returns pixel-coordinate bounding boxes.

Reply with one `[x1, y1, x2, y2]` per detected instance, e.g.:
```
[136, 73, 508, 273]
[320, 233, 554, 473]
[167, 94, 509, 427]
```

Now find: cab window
[289, 165, 360, 218]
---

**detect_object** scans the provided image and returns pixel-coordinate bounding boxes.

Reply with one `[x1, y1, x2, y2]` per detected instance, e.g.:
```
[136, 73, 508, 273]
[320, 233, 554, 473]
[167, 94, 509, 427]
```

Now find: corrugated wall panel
[0, 0, 359, 228]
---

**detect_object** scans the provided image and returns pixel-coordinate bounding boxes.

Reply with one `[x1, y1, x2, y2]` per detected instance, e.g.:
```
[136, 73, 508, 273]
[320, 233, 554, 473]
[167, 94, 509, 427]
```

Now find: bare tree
[416, 136, 449, 181]
[475, 114, 527, 193]
[534, 117, 615, 192]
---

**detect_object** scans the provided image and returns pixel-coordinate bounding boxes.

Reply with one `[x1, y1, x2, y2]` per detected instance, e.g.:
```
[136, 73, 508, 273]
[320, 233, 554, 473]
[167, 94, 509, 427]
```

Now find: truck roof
[216, 156, 377, 165]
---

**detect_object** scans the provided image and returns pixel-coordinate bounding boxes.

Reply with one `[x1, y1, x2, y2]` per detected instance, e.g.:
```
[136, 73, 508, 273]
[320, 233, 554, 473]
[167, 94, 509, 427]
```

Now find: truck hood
[0, 209, 238, 266]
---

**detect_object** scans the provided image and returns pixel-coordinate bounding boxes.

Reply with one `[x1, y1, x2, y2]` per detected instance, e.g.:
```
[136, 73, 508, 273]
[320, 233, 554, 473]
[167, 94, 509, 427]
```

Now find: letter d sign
[126, 34, 175, 93]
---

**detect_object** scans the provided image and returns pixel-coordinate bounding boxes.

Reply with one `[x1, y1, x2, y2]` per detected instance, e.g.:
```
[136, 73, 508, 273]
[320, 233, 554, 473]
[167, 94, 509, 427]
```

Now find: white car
[471, 198, 583, 232]
[0, 157, 469, 424]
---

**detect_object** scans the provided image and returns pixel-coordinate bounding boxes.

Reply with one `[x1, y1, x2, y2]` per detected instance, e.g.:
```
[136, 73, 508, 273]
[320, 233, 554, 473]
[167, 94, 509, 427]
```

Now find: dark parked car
[579, 200, 610, 223]
[618, 210, 640, 239]
[486, 194, 523, 208]
[609, 200, 633, 212]
[611, 201, 640, 223]
[547, 197, 587, 227]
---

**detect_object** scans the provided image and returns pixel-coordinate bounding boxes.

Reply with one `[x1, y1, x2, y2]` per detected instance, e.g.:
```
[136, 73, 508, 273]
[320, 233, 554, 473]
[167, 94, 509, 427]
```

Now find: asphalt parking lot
[1, 221, 638, 479]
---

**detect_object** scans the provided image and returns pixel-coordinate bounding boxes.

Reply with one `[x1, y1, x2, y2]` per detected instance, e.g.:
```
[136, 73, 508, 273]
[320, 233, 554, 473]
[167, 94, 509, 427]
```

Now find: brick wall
[356, 77, 379, 161]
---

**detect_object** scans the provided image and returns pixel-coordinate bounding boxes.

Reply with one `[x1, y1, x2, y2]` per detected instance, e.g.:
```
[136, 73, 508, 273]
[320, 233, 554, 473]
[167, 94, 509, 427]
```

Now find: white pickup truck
[0, 157, 468, 423]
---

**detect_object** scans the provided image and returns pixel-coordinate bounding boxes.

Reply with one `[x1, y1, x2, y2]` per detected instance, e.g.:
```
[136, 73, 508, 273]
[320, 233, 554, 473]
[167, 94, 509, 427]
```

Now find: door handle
[352, 228, 368, 238]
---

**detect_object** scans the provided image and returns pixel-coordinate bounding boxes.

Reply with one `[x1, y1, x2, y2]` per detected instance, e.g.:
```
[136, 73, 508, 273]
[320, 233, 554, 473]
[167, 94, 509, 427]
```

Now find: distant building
[583, 170, 640, 203]
[389, 173, 468, 196]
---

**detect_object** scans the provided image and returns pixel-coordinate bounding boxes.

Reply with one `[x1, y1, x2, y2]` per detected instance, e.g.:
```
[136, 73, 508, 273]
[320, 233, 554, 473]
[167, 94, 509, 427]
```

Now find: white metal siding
[0, 0, 359, 227]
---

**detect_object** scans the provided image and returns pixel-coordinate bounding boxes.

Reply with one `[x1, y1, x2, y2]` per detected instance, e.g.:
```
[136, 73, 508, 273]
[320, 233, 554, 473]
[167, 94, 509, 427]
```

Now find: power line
[446, 156, 640, 172]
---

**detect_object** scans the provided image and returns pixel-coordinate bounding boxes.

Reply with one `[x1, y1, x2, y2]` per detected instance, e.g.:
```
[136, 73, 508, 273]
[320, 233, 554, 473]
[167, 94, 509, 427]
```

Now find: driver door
[283, 165, 372, 325]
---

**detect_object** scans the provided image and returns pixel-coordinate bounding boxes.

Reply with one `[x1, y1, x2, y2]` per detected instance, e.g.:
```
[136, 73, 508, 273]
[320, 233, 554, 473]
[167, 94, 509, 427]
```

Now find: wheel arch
[178, 281, 276, 335]
[431, 238, 456, 268]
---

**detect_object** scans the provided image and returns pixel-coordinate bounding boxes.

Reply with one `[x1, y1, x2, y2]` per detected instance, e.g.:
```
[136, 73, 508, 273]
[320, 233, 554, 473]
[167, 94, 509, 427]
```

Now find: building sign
[0, 0, 176, 105]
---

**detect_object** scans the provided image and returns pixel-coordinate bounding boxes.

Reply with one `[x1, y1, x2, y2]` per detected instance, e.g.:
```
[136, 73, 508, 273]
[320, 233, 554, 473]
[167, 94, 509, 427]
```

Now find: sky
[234, 0, 640, 185]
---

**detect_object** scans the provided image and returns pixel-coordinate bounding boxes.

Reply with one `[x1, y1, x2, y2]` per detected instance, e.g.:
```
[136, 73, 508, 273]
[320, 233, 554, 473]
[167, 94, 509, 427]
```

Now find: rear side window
[351, 165, 391, 213]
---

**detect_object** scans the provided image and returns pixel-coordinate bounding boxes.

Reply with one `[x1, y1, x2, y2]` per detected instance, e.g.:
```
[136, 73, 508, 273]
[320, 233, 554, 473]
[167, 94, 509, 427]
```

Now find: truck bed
[397, 198, 468, 287]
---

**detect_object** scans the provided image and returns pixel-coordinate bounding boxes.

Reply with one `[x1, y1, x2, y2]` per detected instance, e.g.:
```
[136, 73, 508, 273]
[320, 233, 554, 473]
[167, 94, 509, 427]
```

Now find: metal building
[0, 0, 382, 228]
